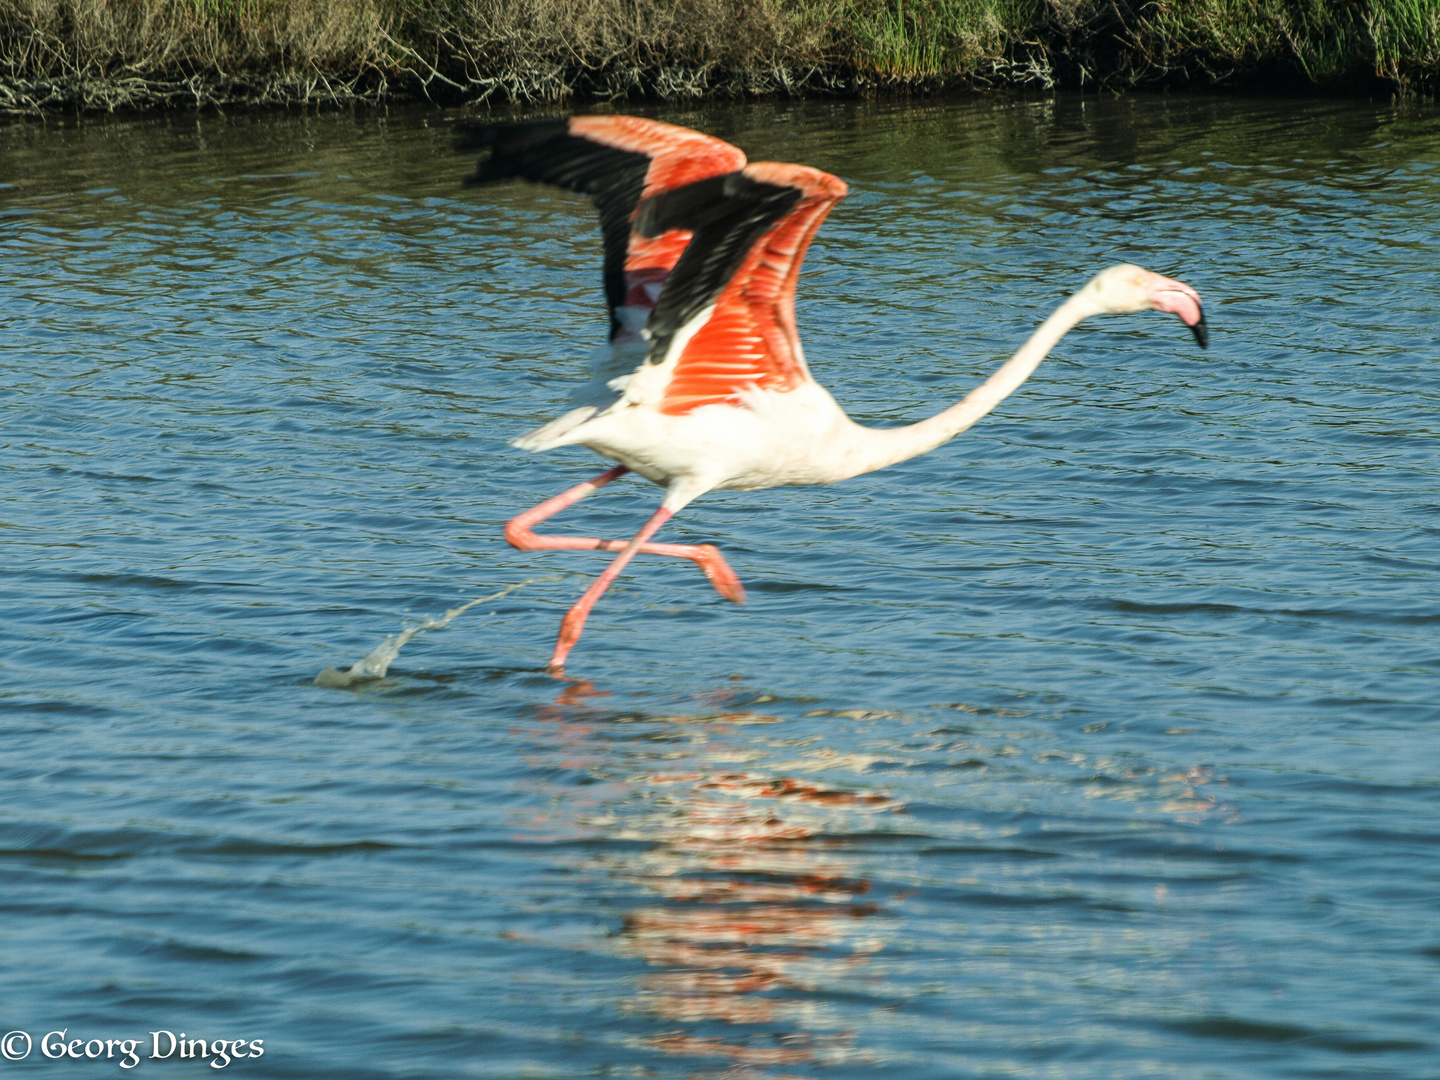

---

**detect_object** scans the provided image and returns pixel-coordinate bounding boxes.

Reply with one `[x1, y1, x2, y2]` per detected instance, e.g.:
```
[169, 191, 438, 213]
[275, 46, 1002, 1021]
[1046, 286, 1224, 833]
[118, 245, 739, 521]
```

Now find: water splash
[315, 576, 563, 688]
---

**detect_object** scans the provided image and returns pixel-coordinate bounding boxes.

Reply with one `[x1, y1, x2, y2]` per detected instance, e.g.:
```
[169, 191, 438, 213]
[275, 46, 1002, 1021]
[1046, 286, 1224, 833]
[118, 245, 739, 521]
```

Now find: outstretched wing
[455, 115, 746, 342]
[635, 162, 848, 415]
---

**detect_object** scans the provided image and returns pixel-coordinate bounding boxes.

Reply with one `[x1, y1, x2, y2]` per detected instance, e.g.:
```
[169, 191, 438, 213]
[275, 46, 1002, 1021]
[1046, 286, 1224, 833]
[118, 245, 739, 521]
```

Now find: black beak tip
[1190, 312, 1209, 350]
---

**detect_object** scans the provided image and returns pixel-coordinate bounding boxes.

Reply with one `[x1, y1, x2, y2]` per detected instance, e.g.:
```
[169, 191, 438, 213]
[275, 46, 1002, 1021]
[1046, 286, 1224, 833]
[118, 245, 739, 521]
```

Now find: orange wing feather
[568, 116, 749, 315]
[567, 115, 746, 200]
[659, 163, 848, 415]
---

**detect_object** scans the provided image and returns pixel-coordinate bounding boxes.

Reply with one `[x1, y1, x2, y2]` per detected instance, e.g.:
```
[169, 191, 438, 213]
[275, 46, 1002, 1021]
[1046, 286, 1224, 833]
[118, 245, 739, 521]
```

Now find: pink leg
[548, 506, 678, 673]
[504, 466, 745, 605]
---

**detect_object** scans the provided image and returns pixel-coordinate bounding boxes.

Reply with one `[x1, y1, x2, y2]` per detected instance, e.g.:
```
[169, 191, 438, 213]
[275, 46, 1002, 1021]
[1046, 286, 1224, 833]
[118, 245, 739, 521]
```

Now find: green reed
[809, 0, 1040, 78]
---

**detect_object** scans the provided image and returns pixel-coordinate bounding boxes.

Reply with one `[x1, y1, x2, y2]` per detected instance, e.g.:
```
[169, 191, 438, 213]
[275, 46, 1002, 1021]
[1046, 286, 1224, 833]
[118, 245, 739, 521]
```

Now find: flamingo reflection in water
[524, 691, 899, 1071]
[619, 772, 891, 1054]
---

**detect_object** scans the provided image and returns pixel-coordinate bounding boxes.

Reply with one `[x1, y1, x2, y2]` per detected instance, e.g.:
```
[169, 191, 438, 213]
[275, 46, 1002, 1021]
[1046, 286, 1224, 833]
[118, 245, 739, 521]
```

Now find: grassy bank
[2, 0, 1437, 112]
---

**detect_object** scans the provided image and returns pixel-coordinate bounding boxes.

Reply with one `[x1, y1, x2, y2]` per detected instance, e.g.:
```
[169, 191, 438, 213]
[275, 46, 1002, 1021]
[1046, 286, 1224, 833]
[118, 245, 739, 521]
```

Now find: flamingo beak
[1189, 311, 1209, 349]
[1146, 274, 1208, 350]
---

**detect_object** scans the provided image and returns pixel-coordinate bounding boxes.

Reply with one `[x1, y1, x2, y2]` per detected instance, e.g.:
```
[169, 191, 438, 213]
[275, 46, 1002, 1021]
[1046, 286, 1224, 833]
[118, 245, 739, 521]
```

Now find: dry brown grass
[0, 0, 395, 110]
[0, 0, 1434, 113]
[396, 0, 838, 101]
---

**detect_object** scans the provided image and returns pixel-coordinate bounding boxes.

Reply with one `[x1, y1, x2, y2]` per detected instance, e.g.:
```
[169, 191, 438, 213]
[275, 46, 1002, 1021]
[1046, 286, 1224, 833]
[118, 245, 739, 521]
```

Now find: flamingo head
[1088, 263, 1208, 349]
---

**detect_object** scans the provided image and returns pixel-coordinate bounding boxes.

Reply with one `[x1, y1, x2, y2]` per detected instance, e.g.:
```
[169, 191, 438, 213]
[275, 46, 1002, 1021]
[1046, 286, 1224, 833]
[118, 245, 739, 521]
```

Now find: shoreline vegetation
[1, 0, 1437, 114]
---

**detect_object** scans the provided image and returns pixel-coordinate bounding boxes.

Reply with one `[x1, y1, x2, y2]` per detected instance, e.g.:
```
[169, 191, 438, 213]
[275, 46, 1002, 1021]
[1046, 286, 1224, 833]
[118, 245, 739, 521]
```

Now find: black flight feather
[455, 118, 650, 338]
[635, 173, 801, 368]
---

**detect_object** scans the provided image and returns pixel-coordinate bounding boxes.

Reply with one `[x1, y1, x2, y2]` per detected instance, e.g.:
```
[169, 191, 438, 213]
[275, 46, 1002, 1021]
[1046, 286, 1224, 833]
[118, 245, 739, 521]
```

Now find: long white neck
[834, 287, 1104, 479]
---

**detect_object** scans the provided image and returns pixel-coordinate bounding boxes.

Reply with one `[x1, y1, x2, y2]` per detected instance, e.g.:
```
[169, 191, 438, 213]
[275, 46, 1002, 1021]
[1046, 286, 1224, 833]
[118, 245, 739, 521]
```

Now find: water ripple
[1, 96, 1438, 1078]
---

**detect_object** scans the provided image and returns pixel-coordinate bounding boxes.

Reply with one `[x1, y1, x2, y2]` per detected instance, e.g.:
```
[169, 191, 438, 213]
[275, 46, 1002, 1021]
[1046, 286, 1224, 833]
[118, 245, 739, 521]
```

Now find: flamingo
[457, 115, 1208, 674]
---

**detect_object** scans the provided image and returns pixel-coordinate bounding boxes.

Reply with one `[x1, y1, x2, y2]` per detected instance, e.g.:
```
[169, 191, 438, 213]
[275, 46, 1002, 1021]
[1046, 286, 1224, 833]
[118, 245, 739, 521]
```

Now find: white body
[522, 379, 862, 497]
[512, 264, 1207, 512]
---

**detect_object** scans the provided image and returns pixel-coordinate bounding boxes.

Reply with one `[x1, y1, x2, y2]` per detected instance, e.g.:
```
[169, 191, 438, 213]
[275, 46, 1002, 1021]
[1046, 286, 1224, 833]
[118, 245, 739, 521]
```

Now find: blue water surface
[1, 95, 1438, 1078]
